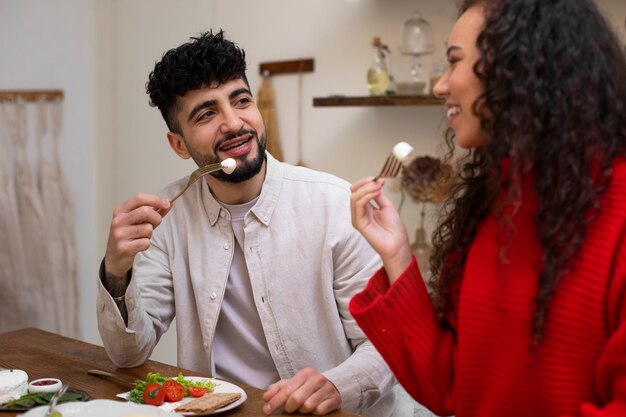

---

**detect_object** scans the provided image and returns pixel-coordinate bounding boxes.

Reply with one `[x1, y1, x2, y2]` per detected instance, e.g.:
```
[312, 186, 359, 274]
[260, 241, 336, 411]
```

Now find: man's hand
[262, 368, 340, 415]
[104, 193, 171, 277]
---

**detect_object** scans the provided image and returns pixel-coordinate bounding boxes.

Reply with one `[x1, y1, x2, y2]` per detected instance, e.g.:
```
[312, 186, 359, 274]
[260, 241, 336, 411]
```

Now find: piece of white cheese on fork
[220, 158, 236, 174]
[392, 141, 414, 162]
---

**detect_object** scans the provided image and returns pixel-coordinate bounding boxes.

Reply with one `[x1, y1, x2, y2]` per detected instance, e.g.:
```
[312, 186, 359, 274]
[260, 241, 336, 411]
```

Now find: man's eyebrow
[188, 99, 216, 123]
[187, 87, 253, 123]
[229, 87, 252, 100]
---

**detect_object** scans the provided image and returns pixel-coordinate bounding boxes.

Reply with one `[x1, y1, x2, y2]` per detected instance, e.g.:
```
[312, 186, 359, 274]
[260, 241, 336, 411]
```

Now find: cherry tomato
[188, 386, 209, 397]
[162, 379, 185, 402]
[143, 382, 165, 406]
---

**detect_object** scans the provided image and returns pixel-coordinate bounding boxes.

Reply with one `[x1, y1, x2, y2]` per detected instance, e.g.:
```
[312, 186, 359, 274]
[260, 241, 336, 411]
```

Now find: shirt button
[263, 215, 269, 222]
[220, 211, 226, 217]
[210, 292, 217, 300]
[223, 243, 230, 250]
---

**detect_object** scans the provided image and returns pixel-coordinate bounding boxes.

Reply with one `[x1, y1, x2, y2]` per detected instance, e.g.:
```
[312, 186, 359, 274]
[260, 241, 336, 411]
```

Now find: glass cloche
[400, 11, 434, 91]
[401, 11, 434, 55]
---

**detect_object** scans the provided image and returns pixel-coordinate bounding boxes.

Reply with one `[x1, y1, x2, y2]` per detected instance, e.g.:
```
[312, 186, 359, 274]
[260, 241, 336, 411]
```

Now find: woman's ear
[167, 131, 191, 159]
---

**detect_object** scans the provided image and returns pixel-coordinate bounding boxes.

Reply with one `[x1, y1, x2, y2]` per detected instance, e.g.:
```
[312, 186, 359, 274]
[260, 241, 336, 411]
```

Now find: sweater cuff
[350, 257, 419, 314]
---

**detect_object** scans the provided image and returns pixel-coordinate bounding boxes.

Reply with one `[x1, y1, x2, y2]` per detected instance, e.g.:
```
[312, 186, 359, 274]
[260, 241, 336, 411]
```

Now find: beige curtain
[0, 96, 80, 337]
[36, 99, 80, 337]
[0, 102, 29, 330]
[257, 75, 284, 161]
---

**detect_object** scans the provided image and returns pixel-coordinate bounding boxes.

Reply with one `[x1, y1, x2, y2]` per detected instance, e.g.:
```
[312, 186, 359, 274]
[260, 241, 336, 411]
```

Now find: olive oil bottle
[367, 37, 389, 96]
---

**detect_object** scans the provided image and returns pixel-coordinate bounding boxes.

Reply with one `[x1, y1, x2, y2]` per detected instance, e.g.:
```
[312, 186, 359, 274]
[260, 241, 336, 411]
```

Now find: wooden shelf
[0, 89, 64, 102]
[313, 95, 443, 107]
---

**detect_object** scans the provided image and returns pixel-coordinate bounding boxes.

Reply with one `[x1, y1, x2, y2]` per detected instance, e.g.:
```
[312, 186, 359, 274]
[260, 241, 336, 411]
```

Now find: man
[97, 30, 395, 416]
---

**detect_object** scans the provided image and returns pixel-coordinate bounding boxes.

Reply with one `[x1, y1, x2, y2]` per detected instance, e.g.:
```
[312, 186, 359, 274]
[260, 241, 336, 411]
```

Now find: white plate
[20, 399, 175, 416]
[117, 376, 247, 416]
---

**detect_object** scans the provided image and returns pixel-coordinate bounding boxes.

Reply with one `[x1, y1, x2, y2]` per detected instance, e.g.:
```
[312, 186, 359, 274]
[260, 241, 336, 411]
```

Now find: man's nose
[220, 107, 243, 132]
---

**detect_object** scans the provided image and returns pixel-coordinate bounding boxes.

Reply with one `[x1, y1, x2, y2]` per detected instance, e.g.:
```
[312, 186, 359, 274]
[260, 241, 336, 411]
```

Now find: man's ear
[167, 131, 191, 159]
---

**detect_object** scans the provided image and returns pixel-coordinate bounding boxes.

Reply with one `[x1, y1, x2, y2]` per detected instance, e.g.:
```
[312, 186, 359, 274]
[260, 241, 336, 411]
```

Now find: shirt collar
[200, 152, 283, 226]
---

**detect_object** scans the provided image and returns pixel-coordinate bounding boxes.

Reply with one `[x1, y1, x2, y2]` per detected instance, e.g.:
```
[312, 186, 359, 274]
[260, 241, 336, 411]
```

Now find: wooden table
[0, 328, 360, 416]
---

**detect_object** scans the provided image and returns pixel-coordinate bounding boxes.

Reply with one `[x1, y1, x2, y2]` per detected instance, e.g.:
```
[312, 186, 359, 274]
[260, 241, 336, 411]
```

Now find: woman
[349, 1, 626, 416]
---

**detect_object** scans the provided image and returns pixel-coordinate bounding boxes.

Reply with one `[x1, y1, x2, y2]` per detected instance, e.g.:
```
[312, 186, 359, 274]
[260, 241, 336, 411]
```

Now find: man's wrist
[99, 259, 132, 297]
[99, 258, 131, 325]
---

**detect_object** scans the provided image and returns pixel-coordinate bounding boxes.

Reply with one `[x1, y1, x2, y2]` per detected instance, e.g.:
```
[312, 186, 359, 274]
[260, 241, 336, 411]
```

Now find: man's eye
[236, 97, 252, 106]
[198, 111, 214, 120]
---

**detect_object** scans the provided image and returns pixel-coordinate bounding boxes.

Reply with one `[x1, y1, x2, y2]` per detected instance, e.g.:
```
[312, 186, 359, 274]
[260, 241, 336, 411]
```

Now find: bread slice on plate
[174, 392, 241, 414]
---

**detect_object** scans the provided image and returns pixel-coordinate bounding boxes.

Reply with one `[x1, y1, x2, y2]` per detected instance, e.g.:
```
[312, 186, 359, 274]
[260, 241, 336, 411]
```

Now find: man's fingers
[114, 193, 169, 216]
[105, 194, 170, 276]
[309, 396, 342, 415]
[111, 223, 154, 242]
[262, 380, 291, 415]
[262, 380, 283, 402]
[114, 205, 164, 230]
[262, 369, 340, 416]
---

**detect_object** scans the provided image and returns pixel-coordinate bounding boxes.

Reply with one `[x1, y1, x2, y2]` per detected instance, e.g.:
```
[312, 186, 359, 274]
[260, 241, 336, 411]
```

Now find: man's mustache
[215, 129, 257, 149]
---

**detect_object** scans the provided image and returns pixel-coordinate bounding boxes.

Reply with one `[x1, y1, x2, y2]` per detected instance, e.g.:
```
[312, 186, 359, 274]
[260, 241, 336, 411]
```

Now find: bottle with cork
[366, 37, 389, 96]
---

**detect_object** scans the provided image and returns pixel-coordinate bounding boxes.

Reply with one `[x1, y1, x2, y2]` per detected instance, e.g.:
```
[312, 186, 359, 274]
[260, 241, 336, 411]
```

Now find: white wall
[0, 0, 100, 343]
[1, 0, 625, 366]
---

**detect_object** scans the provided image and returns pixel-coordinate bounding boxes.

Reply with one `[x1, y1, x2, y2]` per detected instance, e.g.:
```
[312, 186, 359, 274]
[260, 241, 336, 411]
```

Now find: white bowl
[20, 399, 174, 416]
[28, 378, 62, 394]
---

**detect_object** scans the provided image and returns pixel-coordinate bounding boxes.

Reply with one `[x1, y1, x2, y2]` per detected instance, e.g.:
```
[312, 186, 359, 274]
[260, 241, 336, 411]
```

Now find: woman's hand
[350, 177, 413, 283]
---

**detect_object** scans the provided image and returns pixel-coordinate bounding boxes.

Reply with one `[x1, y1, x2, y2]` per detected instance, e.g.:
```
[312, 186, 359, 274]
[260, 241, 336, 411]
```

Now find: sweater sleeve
[580, 236, 626, 417]
[349, 257, 457, 416]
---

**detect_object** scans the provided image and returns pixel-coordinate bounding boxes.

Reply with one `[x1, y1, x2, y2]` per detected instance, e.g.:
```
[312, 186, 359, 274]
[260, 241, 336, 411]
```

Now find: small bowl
[397, 81, 426, 95]
[28, 378, 62, 394]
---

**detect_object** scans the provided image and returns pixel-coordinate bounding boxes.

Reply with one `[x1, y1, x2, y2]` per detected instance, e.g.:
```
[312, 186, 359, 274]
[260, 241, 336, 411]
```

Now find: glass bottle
[382, 44, 397, 95]
[366, 37, 389, 96]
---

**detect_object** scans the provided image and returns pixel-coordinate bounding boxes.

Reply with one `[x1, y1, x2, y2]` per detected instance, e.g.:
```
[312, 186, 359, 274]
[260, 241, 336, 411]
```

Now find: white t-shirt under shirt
[212, 197, 280, 389]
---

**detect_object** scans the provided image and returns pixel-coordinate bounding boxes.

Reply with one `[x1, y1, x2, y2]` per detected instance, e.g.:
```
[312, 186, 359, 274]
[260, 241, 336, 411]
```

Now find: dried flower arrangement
[396, 155, 452, 282]
[401, 155, 451, 204]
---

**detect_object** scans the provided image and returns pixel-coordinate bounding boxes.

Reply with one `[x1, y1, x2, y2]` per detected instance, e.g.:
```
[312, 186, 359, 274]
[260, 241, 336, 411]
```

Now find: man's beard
[186, 131, 267, 184]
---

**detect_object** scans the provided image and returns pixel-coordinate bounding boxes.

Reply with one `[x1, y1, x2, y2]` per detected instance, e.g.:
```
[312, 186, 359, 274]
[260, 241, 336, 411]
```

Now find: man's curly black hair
[146, 29, 248, 134]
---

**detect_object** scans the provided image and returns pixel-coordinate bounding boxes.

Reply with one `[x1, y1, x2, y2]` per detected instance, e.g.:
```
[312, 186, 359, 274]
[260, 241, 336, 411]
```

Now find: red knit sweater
[350, 160, 626, 417]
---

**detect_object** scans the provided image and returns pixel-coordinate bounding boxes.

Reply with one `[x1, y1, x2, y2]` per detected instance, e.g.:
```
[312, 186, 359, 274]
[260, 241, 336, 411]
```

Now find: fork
[43, 384, 68, 417]
[168, 162, 225, 205]
[165, 158, 237, 207]
[374, 153, 403, 180]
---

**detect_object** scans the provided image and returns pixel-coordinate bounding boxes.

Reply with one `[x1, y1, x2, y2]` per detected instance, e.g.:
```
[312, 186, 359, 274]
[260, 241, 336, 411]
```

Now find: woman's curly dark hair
[429, 0, 626, 343]
[146, 29, 248, 134]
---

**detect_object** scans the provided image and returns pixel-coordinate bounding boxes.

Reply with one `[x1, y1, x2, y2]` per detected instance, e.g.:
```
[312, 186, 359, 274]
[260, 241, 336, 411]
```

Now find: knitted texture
[351, 160, 626, 417]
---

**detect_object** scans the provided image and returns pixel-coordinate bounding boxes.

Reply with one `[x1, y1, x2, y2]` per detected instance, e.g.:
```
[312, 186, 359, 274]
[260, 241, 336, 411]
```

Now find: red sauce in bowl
[32, 379, 58, 386]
